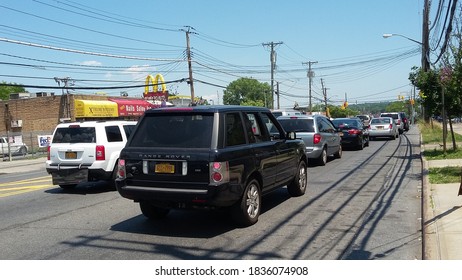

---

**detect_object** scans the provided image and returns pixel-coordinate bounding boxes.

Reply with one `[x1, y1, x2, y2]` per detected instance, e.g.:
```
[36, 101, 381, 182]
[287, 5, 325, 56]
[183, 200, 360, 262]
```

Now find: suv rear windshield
[381, 113, 399, 120]
[278, 118, 314, 132]
[129, 113, 214, 148]
[52, 127, 96, 143]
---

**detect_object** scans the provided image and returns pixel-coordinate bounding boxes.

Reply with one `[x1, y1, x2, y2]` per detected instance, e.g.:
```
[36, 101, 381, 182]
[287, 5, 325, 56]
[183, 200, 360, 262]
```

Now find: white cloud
[80, 60, 102, 66]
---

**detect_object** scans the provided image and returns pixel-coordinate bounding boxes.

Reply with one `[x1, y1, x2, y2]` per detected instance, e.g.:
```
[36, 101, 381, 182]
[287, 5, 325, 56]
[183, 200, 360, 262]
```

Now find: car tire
[59, 184, 77, 189]
[358, 138, 364, 150]
[317, 147, 328, 166]
[231, 178, 261, 227]
[140, 201, 170, 219]
[287, 160, 307, 197]
[19, 146, 27, 156]
[334, 145, 342, 159]
[107, 163, 118, 190]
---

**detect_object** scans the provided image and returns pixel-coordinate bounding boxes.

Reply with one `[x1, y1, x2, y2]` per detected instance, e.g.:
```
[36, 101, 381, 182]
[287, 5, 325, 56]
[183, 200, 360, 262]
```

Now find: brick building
[1, 93, 154, 152]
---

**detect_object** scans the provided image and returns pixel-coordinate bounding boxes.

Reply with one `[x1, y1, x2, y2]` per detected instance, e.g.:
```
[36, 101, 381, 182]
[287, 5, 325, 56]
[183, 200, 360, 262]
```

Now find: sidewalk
[423, 122, 462, 260]
[0, 156, 47, 174]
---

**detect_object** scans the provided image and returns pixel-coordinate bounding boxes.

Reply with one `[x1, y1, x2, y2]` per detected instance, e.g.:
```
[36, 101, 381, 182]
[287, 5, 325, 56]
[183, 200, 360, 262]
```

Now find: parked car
[277, 114, 342, 166]
[356, 115, 372, 126]
[399, 112, 410, 131]
[332, 118, 369, 150]
[368, 117, 399, 140]
[45, 120, 137, 189]
[380, 112, 404, 134]
[0, 136, 28, 157]
[115, 105, 308, 227]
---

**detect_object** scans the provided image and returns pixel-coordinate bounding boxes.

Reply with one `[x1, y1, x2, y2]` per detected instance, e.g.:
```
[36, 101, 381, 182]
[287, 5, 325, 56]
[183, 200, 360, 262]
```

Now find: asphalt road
[0, 126, 422, 260]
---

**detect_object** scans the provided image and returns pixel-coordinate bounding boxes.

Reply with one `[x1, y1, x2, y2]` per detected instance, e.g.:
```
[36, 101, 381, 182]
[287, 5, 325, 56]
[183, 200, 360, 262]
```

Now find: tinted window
[226, 112, 246, 146]
[319, 118, 335, 133]
[332, 119, 360, 129]
[278, 118, 314, 132]
[123, 124, 136, 139]
[52, 127, 96, 143]
[129, 113, 213, 148]
[105, 126, 123, 142]
[381, 113, 398, 120]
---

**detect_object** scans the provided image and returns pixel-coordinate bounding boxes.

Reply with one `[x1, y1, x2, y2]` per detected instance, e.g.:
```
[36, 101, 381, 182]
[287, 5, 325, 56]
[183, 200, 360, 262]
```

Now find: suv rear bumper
[115, 179, 243, 208]
[46, 165, 113, 185]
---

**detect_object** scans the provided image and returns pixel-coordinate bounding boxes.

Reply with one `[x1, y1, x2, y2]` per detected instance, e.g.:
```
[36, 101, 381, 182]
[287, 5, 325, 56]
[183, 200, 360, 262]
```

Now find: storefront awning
[75, 100, 118, 118]
[109, 98, 157, 116]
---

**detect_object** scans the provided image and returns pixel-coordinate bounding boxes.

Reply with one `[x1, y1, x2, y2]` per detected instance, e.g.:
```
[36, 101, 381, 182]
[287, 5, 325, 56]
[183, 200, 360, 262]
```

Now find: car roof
[145, 105, 271, 115]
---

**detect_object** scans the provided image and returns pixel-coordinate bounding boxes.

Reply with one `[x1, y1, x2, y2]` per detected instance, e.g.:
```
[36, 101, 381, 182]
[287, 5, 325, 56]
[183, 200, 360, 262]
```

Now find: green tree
[223, 78, 271, 107]
[409, 66, 442, 121]
[385, 101, 407, 112]
[0, 82, 26, 100]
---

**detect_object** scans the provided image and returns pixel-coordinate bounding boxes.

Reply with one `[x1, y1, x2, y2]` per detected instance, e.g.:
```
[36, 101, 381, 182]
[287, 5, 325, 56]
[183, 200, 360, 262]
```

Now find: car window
[52, 127, 96, 143]
[226, 112, 246, 147]
[381, 113, 398, 120]
[105, 125, 123, 142]
[278, 118, 314, 133]
[123, 124, 136, 139]
[129, 113, 213, 148]
[245, 112, 271, 143]
[260, 112, 284, 139]
[319, 118, 335, 133]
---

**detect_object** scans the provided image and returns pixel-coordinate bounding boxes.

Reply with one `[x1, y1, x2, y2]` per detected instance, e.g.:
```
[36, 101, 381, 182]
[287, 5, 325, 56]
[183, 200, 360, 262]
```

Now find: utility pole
[421, 0, 431, 121]
[182, 26, 196, 105]
[262, 41, 283, 109]
[276, 81, 280, 109]
[54, 76, 73, 120]
[321, 78, 329, 118]
[302, 61, 317, 114]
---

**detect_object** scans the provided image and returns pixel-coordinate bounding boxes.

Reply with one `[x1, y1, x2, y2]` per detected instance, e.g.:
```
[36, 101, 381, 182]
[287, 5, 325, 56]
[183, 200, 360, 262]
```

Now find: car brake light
[210, 161, 229, 185]
[389, 124, 393, 129]
[96, 145, 105, 160]
[397, 120, 401, 125]
[313, 133, 322, 144]
[47, 145, 50, 160]
[348, 129, 361, 135]
[117, 159, 126, 179]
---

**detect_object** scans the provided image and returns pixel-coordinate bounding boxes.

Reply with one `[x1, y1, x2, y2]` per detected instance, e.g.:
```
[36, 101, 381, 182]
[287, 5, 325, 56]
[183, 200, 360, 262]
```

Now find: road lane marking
[0, 176, 54, 198]
[0, 184, 54, 198]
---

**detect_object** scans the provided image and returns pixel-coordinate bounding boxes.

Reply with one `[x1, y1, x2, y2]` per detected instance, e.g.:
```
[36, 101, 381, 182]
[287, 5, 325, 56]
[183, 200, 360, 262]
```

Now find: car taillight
[313, 133, 322, 144]
[96, 145, 105, 160]
[117, 159, 126, 179]
[397, 119, 401, 125]
[348, 129, 361, 135]
[210, 161, 229, 185]
[389, 124, 393, 129]
[47, 145, 50, 160]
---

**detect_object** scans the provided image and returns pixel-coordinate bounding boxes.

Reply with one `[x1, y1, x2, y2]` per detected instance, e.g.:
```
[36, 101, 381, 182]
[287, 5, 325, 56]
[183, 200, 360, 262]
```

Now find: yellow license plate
[65, 152, 77, 159]
[155, 163, 175, 174]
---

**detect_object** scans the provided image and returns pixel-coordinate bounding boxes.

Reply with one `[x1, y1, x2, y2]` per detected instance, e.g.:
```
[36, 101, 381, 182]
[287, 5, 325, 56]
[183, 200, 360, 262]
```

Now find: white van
[271, 109, 303, 118]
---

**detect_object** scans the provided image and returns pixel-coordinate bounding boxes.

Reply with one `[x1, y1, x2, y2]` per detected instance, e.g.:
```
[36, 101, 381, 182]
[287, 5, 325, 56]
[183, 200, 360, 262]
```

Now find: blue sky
[0, 0, 426, 109]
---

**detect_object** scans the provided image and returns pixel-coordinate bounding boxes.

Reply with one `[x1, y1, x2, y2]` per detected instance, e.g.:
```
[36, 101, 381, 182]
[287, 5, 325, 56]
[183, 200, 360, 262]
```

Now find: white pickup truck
[0, 136, 28, 157]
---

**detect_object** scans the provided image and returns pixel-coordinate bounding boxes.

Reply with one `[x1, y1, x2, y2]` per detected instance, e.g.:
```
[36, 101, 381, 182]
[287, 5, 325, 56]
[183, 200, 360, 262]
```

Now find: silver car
[277, 115, 342, 165]
[368, 117, 399, 140]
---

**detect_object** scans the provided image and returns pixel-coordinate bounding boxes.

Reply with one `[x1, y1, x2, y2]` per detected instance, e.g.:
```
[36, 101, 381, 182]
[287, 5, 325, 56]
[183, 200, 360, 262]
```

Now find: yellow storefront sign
[74, 100, 118, 118]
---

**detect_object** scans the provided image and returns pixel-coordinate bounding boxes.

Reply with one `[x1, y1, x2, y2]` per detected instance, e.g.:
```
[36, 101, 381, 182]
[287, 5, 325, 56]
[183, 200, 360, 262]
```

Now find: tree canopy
[223, 78, 272, 107]
[0, 82, 26, 100]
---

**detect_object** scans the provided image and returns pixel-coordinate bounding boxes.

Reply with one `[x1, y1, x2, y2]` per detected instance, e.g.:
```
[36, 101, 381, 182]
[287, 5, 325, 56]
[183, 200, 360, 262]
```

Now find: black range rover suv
[115, 105, 307, 226]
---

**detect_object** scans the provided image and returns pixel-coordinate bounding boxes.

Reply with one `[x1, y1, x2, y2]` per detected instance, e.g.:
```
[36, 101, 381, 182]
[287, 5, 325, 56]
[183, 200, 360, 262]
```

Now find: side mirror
[287, 131, 296, 140]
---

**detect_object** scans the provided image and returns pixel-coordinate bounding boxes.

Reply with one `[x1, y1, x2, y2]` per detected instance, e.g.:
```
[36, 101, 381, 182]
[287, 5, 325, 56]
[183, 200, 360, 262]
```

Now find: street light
[383, 33, 427, 125]
[382, 33, 422, 45]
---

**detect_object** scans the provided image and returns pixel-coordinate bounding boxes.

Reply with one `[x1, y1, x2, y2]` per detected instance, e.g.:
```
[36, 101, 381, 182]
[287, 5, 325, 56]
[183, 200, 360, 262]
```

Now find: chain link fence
[1, 130, 53, 161]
